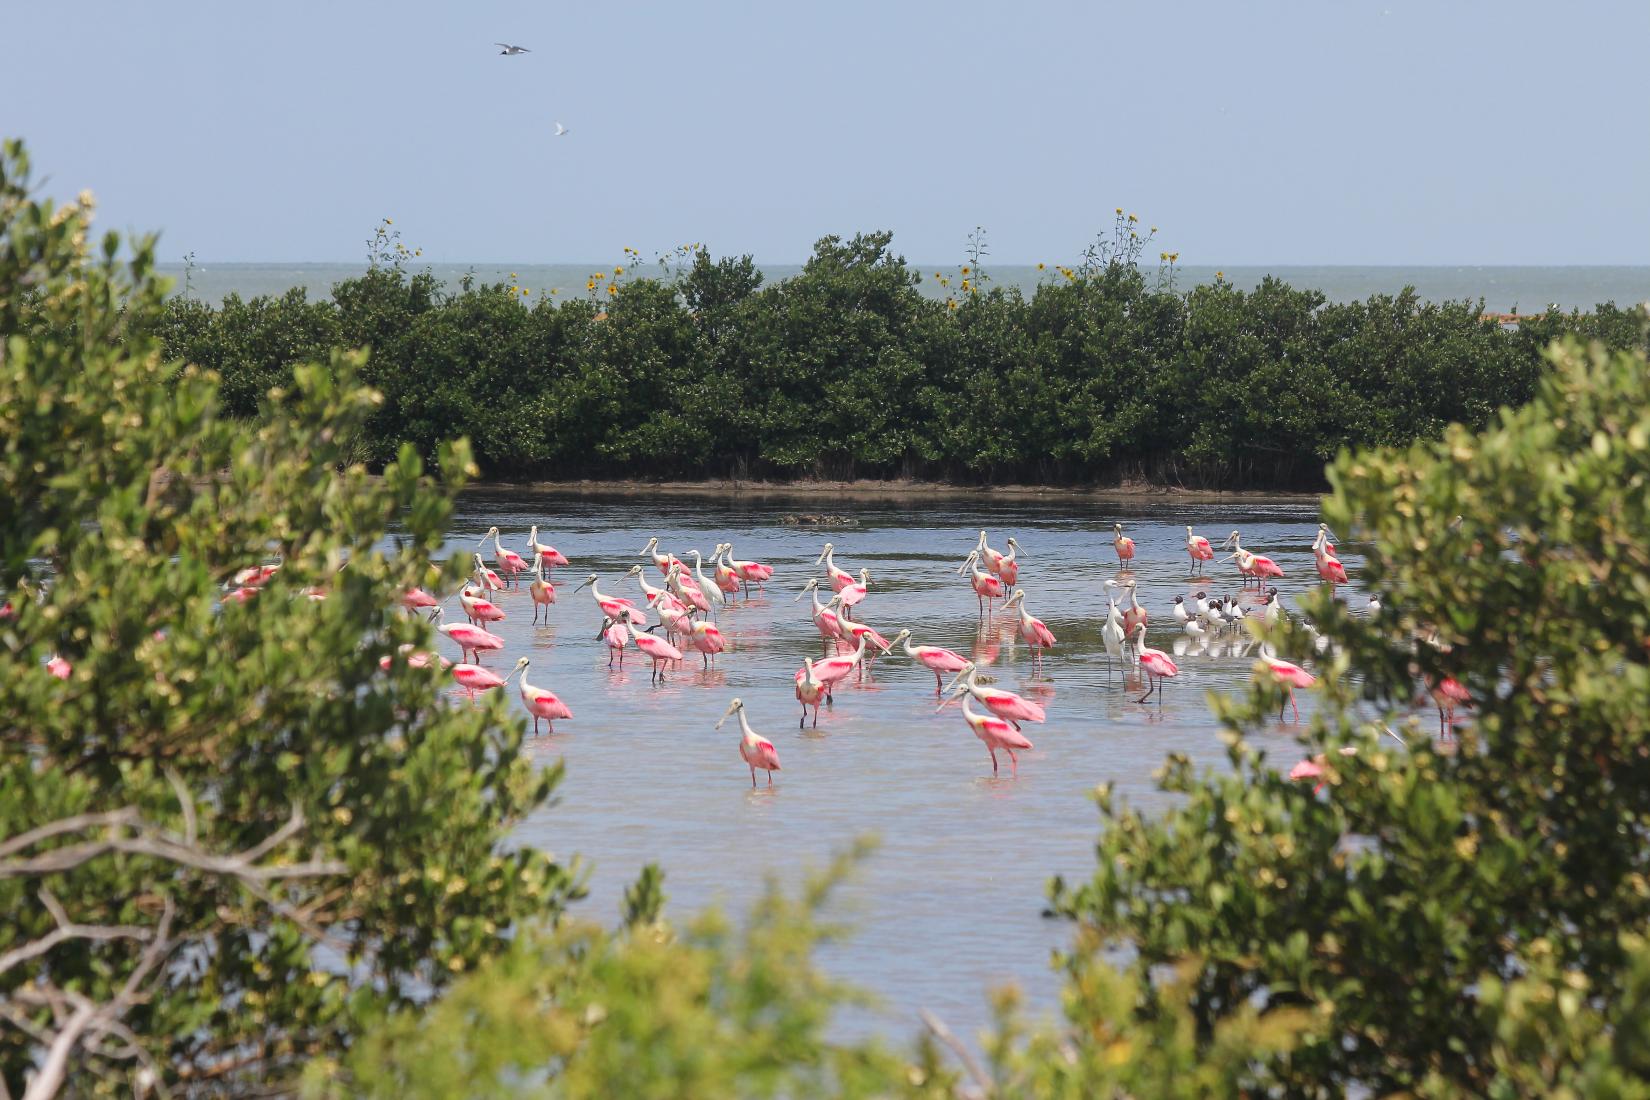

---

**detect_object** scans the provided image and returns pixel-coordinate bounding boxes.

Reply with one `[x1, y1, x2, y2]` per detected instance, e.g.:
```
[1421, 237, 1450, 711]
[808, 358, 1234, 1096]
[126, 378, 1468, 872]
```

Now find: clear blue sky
[5, 1, 1646, 265]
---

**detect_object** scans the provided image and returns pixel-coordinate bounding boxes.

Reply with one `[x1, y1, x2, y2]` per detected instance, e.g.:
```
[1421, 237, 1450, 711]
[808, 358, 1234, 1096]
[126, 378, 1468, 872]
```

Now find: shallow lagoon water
[424, 491, 1359, 1040]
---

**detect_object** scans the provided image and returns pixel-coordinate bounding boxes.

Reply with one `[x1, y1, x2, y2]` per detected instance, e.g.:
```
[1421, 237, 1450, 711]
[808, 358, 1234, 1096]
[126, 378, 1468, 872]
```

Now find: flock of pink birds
[40, 515, 1466, 789]
[344, 516, 1462, 789]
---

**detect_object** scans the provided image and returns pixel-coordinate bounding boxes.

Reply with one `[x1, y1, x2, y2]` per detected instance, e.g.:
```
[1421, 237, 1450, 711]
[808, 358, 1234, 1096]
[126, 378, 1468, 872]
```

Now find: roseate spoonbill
[598, 616, 629, 665]
[688, 619, 726, 668]
[1288, 758, 1324, 782]
[518, 658, 573, 735]
[1429, 676, 1471, 738]
[668, 562, 711, 613]
[1132, 624, 1179, 705]
[1112, 523, 1136, 567]
[941, 663, 1046, 729]
[794, 658, 827, 727]
[459, 587, 506, 625]
[1312, 527, 1349, 589]
[718, 698, 781, 787]
[625, 564, 678, 611]
[633, 624, 685, 683]
[431, 607, 506, 664]
[1001, 590, 1055, 668]
[887, 628, 970, 692]
[817, 543, 855, 593]
[1220, 532, 1283, 587]
[223, 586, 258, 604]
[689, 550, 724, 609]
[949, 693, 1033, 777]
[724, 544, 772, 596]
[526, 525, 570, 568]
[996, 537, 1021, 591]
[958, 551, 1005, 617]
[795, 579, 846, 642]
[45, 655, 71, 680]
[975, 531, 1007, 575]
[711, 544, 742, 598]
[833, 568, 869, 616]
[234, 563, 281, 587]
[1116, 581, 1149, 638]
[814, 634, 871, 690]
[482, 527, 529, 587]
[572, 574, 647, 625]
[639, 537, 683, 577]
[1259, 655, 1317, 721]
[528, 553, 556, 623]
[452, 655, 525, 700]
[1186, 527, 1215, 575]
[838, 615, 894, 661]
[379, 644, 451, 672]
[401, 587, 439, 611]
[471, 553, 506, 598]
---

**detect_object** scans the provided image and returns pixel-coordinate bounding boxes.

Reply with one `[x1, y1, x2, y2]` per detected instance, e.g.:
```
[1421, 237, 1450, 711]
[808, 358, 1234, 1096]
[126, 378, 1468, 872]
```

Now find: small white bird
[1184, 617, 1206, 639]
[1172, 595, 1189, 624]
[496, 42, 531, 55]
[1367, 594, 1383, 618]
[554, 122, 569, 137]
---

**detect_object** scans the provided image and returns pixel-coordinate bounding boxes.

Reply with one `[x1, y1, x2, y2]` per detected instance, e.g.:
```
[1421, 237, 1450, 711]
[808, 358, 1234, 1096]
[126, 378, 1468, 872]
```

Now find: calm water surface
[424, 492, 1360, 1040]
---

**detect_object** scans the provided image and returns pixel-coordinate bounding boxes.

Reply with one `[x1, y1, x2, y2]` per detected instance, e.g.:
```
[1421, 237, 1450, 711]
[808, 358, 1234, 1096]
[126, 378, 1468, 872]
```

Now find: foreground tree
[1051, 332, 1650, 1096]
[0, 140, 575, 1094]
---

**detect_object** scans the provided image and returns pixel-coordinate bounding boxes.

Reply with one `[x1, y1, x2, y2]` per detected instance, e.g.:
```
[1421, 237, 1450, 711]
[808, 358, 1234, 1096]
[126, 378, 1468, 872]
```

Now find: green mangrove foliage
[149, 231, 1646, 489]
[0, 139, 575, 1094]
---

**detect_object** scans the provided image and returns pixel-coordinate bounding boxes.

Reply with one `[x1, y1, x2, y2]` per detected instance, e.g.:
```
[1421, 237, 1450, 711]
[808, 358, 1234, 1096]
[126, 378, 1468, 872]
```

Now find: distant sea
[152, 262, 1650, 315]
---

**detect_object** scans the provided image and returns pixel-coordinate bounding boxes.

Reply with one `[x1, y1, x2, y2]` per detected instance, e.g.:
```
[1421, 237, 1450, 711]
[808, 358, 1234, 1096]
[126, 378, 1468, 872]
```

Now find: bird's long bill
[934, 687, 965, 713]
[1220, 533, 1239, 549]
[940, 666, 971, 694]
[792, 583, 813, 603]
[715, 700, 739, 729]
[814, 546, 828, 565]
[956, 552, 974, 574]
[502, 665, 524, 687]
[573, 578, 594, 593]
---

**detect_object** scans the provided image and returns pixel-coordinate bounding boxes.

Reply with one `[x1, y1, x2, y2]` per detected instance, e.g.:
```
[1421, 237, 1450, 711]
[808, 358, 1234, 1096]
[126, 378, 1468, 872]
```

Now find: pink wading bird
[995, 537, 1021, 591]
[794, 657, 827, 728]
[1132, 623, 1179, 705]
[886, 628, 969, 693]
[518, 658, 572, 735]
[470, 553, 506, 600]
[379, 644, 451, 672]
[816, 543, 856, 594]
[1220, 532, 1284, 588]
[723, 544, 774, 596]
[794, 579, 846, 644]
[667, 562, 711, 614]
[942, 663, 1047, 730]
[572, 574, 647, 624]
[1429, 675, 1471, 738]
[946, 692, 1033, 777]
[430, 607, 505, 664]
[632, 622, 685, 684]
[711, 544, 742, 599]
[1185, 526, 1215, 576]
[459, 585, 506, 626]
[718, 697, 781, 787]
[401, 586, 439, 611]
[1109, 580, 1149, 640]
[1259, 654, 1318, 721]
[1112, 523, 1136, 567]
[975, 531, 1007, 576]
[1311, 525, 1349, 589]
[528, 552, 556, 623]
[957, 550, 1005, 617]
[482, 527, 529, 588]
[813, 634, 872, 696]
[688, 619, 726, 668]
[45, 655, 72, 680]
[1001, 590, 1056, 670]
[451, 654, 526, 700]
[597, 616, 630, 665]
[526, 525, 570, 568]
[638, 536, 684, 577]
[625, 563, 675, 610]
[835, 568, 870, 619]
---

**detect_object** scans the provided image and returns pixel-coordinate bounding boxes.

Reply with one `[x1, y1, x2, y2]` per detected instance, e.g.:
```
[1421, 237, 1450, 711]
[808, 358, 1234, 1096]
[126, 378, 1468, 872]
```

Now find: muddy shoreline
[458, 477, 1324, 505]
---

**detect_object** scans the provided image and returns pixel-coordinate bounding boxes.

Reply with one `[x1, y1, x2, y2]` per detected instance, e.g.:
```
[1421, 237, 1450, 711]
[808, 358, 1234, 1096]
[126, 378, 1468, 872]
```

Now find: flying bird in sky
[554, 122, 569, 137]
[496, 42, 531, 55]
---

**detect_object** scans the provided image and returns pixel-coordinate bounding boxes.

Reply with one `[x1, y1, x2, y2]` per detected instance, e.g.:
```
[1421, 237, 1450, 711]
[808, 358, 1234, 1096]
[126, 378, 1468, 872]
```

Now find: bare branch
[163, 768, 196, 847]
[919, 1008, 993, 1100]
[0, 809, 139, 861]
[0, 889, 152, 976]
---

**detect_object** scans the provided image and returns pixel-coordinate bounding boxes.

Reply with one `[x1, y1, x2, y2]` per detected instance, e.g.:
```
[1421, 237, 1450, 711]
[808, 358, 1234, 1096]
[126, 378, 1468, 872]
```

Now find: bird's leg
[1137, 673, 1154, 705]
[1008, 749, 1019, 777]
[989, 748, 999, 775]
[812, 705, 818, 728]
[1279, 694, 1288, 722]
[934, 670, 942, 694]
[766, 770, 773, 787]
[749, 764, 757, 788]
[1290, 691, 1300, 722]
